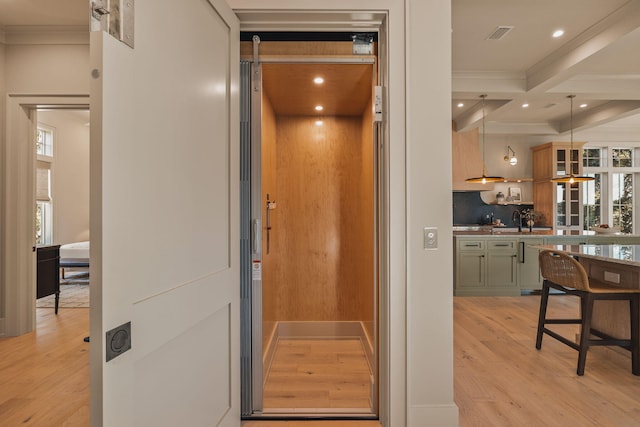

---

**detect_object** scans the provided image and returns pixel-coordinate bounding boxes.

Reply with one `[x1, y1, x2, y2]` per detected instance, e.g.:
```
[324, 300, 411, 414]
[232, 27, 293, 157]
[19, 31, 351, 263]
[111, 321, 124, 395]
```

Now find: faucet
[512, 210, 523, 232]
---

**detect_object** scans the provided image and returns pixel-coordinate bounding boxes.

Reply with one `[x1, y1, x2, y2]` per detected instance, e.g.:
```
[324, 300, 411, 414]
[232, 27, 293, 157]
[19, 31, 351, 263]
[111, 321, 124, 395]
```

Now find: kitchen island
[535, 244, 640, 344]
[453, 228, 640, 296]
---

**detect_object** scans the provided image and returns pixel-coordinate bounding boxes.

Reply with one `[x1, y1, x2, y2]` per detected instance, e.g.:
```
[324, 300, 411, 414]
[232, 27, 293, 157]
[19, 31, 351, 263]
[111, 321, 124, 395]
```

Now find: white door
[89, 0, 240, 425]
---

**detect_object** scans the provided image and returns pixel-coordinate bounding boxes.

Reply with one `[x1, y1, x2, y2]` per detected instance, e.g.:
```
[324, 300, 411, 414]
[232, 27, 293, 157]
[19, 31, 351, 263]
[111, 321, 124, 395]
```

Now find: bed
[59, 241, 90, 277]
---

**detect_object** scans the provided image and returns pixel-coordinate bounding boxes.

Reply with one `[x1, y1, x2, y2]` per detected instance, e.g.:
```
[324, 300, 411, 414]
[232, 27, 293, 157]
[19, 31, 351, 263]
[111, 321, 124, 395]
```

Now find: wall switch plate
[424, 227, 438, 250]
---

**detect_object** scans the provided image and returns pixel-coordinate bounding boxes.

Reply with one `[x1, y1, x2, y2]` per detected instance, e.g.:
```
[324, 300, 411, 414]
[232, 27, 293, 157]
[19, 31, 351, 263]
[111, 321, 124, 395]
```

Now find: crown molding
[2, 25, 88, 45]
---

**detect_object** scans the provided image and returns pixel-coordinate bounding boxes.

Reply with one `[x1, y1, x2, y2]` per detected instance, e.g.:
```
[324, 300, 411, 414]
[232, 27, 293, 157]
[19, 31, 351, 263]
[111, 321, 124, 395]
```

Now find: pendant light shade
[466, 94, 505, 183]
[551, 95, 594, 183]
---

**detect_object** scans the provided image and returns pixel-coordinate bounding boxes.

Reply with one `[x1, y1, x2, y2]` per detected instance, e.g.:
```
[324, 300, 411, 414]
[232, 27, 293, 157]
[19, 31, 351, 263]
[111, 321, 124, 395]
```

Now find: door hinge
[91, 0, 135, 48]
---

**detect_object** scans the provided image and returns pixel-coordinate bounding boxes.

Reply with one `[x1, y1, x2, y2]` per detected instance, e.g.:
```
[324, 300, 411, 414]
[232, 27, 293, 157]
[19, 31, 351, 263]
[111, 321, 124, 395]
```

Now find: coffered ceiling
[452, 0, 640, 140]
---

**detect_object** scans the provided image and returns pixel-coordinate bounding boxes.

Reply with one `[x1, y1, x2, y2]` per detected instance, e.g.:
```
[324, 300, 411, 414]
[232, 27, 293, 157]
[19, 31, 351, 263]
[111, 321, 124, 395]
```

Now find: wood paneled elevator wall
[260, 89, 375, 338]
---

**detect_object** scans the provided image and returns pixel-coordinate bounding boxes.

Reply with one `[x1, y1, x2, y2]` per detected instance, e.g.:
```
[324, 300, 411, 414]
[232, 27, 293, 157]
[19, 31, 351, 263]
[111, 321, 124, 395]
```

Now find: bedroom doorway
[34, 108, 91, 314]
[240, 34, 382, 420]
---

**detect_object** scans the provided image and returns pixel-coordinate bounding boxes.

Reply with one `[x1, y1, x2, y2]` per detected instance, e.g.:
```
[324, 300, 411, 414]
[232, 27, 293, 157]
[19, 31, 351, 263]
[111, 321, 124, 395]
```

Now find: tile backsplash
[453, 191, 533, 226]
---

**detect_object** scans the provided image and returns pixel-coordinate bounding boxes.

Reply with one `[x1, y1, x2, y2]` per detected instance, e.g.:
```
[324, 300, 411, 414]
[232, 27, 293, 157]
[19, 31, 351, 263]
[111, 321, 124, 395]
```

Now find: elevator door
[241, 44, 380, 418]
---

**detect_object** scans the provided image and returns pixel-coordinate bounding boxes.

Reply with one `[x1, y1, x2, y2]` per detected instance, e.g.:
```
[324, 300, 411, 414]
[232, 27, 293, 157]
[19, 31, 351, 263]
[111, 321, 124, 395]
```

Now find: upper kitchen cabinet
[532, 141, 586, 230]
[452, 125, 495, 191]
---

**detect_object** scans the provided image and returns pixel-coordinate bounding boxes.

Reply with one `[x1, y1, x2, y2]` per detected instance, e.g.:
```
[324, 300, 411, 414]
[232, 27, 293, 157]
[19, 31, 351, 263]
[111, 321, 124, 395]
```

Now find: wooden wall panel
[267, 115, 375, 321]
[452, 127, 495, 191]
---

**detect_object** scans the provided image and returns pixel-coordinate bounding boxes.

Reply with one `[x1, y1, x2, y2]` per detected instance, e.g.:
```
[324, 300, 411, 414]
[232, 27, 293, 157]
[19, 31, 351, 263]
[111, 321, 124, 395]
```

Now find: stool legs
[577, 293, 594, 376]
[536, 281, 550, 350]
[631, 296, 640, 376]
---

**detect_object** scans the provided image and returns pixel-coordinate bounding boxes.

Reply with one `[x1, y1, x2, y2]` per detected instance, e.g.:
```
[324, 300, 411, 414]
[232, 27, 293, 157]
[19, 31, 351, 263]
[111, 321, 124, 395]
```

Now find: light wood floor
[455, 295, 640, 426]
[5, 296, 640, 426]
[263, 339, 372, 411]
[0, 308, 89, 427]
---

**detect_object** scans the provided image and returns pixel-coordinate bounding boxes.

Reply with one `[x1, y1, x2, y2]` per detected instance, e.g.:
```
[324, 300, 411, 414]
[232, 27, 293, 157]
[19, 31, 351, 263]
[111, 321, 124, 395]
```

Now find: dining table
[535, 244, 640, 341]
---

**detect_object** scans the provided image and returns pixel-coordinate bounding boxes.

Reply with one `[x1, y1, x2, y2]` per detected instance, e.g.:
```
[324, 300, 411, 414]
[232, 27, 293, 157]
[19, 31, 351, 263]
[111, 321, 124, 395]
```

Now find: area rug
[36, 271, 90, 308]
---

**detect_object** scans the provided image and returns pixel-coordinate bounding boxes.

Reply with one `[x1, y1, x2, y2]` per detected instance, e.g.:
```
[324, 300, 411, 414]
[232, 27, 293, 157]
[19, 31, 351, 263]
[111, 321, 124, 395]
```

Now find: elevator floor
[263, 338, 373, 412]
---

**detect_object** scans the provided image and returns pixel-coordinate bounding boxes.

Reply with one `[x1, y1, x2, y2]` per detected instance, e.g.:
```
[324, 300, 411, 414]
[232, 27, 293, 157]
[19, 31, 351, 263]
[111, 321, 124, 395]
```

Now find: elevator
[240, 33, 382, 420]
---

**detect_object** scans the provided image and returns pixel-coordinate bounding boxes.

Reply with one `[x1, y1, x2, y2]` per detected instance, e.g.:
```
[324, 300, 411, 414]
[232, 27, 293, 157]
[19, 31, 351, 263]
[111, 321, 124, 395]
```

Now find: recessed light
[522, 103, 529, 108]
[313, 77, 324, 84]
[580, 103, 588, 108]
[457, 102, 464, 108]
[552, 29, 564, 38]
[315, 105, 323, 111]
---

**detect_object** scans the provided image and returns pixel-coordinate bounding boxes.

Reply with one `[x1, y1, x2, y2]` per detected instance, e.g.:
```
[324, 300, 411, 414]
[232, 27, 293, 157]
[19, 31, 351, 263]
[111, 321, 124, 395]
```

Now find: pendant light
[466, 94, 505, 183]
[551, 95, 594, 183]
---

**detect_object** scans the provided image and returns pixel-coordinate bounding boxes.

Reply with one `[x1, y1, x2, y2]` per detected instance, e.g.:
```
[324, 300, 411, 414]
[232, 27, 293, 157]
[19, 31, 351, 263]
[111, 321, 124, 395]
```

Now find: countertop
[453, 228, 601, 237]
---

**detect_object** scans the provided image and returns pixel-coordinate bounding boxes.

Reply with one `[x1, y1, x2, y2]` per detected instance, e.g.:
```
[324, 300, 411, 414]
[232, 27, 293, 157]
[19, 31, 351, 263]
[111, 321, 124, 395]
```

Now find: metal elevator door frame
[240, 42, 381, 419]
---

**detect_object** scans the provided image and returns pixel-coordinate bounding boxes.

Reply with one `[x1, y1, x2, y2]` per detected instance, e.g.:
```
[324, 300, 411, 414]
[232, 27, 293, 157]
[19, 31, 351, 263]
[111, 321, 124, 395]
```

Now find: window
[35, 124, 54, 244]
[583, 174, 601, 229]
[612, 173, 633, 233]
[583, 148, 602, 168]
[35, 201, 52, 245]
[36, 126, 54, 157]
[612, 148, 633, 168]
[583, 146, 637, 233]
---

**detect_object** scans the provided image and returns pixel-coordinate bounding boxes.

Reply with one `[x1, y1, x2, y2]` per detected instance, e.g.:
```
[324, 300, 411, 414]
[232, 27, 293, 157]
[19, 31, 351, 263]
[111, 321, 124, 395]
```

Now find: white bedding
[60, 241, 90, 259]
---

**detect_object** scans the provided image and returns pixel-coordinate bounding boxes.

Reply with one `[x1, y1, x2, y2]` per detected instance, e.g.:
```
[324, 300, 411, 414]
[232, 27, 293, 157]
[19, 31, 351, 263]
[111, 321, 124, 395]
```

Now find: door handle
[265, 194, 275, 254]
[519, 241, 525, 263]
[253, 219, 261, 254]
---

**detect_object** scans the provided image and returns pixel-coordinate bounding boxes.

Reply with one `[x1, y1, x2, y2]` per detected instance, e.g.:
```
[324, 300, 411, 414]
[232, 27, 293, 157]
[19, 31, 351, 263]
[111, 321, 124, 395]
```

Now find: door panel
[90, 0, 239, 425]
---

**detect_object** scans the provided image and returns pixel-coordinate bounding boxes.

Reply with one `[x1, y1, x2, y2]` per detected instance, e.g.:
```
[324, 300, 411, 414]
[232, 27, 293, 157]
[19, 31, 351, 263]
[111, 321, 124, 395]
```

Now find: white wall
[0, 34, 6, 325]
[4, 43, 88, 93]
[38, 109, 90, 244]
[1, 31, 89, 336]
[405, 1, 457, 425]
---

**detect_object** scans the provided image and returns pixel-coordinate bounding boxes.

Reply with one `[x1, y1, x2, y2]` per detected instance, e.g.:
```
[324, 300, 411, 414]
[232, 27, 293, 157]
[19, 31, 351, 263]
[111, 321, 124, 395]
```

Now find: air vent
[487, 26, 514, 40]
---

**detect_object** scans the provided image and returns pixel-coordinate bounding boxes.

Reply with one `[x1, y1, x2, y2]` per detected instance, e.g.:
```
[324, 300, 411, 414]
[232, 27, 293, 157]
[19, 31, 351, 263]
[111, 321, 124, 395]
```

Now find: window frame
[583, 143, 640, 234]
[35, 122, 55, 244]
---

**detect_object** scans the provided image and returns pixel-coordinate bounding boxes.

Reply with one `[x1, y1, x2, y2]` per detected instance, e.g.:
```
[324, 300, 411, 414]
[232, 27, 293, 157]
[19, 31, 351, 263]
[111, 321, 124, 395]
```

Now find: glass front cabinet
[532, 141, 586, 230]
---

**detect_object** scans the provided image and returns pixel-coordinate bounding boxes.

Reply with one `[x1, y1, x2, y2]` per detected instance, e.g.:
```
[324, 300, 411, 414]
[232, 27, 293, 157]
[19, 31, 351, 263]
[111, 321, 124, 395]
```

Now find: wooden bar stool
[536, 249, 640, 376]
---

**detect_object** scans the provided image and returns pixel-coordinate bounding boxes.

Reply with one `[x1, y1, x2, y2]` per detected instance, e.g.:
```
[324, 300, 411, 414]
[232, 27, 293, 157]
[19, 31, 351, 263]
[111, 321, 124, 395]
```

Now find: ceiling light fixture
[313, 77, 324, 84]
[580, 103, 588, 108]
[522, 103, 529, 108]
[552, 29, 564, 38]
[466, 94, 505, 184]
[315, 105, 323, 111]
[457, 102, 464, 108]
[504, 146, 518, 166]
[551, 95, 594, 183]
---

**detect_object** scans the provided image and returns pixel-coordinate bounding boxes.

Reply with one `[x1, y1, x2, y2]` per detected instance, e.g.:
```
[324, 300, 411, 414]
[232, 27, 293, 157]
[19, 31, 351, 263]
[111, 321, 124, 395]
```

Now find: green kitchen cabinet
[517, 237, 544, 290]
[455, 238, 519, 296]
[486, 240, 518, 289]
[456, 240, 485, 290]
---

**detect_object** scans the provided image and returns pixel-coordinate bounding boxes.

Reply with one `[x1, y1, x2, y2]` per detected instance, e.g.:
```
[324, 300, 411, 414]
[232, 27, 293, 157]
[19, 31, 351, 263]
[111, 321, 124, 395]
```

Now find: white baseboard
[409, 404, 459, 426]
